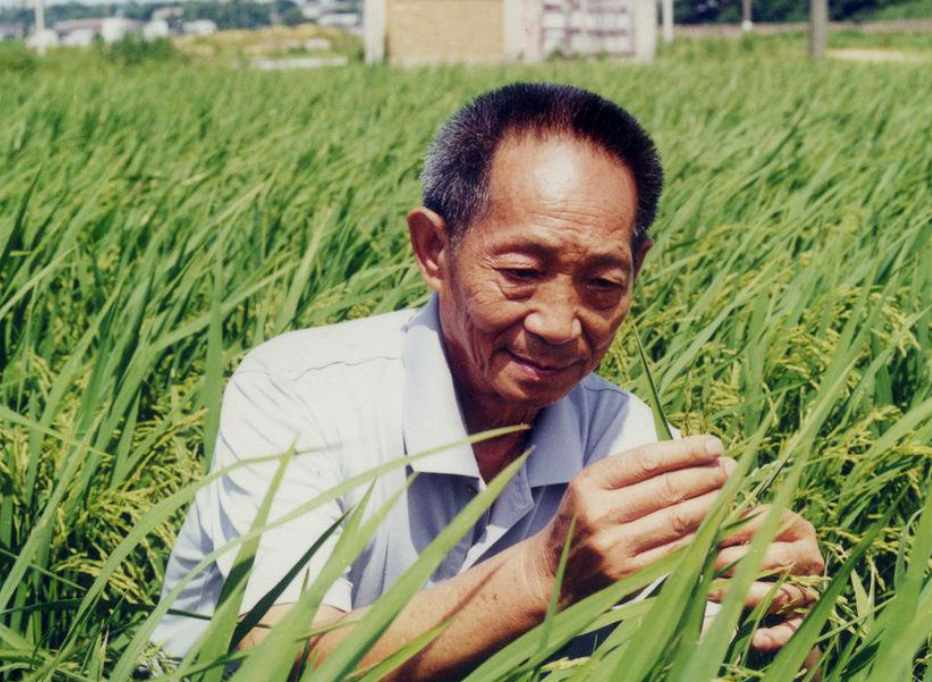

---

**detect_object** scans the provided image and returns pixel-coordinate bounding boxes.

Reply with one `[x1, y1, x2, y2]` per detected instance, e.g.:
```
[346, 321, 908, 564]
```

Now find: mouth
[505, 349, 581, 379]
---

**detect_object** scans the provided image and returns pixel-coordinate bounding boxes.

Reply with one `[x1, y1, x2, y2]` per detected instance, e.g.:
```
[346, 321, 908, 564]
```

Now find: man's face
[433, 133, 648, 413]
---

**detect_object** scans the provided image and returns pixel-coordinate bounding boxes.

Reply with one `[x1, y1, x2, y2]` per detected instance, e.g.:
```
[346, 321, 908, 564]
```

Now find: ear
[407, 207, 451, 293]
[632, 237, 653, 280]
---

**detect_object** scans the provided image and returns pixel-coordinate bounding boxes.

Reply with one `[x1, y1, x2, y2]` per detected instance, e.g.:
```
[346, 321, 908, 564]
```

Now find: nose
[524, 288, 582, 346]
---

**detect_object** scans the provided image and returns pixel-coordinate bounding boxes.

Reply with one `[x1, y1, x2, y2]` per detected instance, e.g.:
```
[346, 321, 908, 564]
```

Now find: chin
[497, 378, 578, 410]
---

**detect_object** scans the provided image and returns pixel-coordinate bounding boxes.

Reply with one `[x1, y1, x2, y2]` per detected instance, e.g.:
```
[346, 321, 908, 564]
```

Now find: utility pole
[809, 0, 827, 59]
[741, 0, 752, 32]
[661, 0, 674, 44]
[33, 0, 46, 56]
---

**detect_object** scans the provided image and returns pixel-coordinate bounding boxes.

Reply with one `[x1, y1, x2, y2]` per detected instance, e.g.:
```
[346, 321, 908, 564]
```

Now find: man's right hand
[525, 435, 735, 606]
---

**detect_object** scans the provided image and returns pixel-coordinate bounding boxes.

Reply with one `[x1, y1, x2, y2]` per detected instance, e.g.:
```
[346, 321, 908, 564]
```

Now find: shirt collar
[402, 294, 584, 487]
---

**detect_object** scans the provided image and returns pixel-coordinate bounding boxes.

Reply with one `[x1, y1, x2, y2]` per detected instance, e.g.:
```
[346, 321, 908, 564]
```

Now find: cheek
[460, 282, 525, 359]
[462, 280, 525, 332]
[583, 300, 631, 358]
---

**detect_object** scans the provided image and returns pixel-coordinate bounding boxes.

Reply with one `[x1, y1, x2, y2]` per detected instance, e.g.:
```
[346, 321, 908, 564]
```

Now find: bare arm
[240, 435, 735, 681]
[240, 537, 550, 681]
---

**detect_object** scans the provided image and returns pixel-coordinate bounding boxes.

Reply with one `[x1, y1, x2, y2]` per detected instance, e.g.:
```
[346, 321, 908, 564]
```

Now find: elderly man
[153, 82, 823, 677]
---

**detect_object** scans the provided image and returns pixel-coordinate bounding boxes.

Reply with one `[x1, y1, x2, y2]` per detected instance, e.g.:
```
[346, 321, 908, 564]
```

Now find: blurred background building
[363, 0, 658, 63]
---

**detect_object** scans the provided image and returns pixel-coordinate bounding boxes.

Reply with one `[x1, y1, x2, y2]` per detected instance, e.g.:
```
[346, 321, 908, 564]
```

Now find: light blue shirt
[152, 294, 661, 657]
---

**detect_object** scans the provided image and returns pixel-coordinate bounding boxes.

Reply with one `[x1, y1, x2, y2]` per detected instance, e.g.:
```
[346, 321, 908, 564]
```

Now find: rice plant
[0, 46, 930, 680]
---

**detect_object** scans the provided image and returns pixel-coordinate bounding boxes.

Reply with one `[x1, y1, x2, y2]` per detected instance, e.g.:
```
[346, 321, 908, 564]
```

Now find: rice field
[1, 45, 931, 681]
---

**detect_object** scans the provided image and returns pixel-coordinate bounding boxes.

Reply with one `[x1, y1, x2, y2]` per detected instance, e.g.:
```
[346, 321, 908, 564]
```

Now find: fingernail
[722, 457, 738, 474]
[705, 437, 723, 456]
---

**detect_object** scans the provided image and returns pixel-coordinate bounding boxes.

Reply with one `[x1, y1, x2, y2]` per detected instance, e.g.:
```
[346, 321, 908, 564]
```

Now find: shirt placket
[458, 464, 535, 573]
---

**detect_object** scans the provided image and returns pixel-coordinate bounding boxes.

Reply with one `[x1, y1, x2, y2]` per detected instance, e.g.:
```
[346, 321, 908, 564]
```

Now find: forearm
[310, 538, 551, 681]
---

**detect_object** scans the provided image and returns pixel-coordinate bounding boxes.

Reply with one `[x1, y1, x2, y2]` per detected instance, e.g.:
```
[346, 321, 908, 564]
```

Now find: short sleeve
[583, 382, 682, 466]
[199, 365, 353, 614]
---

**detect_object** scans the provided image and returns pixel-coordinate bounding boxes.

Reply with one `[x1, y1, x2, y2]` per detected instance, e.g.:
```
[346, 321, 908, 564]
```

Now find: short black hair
[422, 82, 663, 250]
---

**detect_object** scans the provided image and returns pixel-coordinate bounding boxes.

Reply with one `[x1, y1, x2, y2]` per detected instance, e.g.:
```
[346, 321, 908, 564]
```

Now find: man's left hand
[709, 505, 825, 651]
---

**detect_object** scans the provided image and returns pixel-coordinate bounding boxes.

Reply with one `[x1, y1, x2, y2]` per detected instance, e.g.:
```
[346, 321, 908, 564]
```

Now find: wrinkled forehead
[477, 131, 639, 244]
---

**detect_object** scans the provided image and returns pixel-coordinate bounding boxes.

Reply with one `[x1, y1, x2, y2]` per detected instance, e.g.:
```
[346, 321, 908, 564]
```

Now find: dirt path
[827, 47, 931, 62]
[677, 19, 932, 38]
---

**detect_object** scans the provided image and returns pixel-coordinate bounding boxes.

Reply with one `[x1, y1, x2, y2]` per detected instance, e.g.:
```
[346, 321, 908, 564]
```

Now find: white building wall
[366, 0, 655, 63]
[182, 19, 218, 36]
[632, 0, 656, 60]
[538, 0, 642, 59]
[143, 19, 170, 40]
[61, 28, 95, 46]
[27, 28, 59, 50]
[101, 17, 135, 44]
[363, 0, 386, 62]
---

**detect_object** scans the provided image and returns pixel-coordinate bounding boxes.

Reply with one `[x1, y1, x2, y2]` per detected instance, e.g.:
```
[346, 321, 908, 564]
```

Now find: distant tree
[0, 1, 111, 26]
[102, 33, 184, 65]
[2, 0, 912, 32]
[122, 2, 160, 22]
[673, 0, 911, 23]
[829, 0, 907, 19]
[281, 6, 306, 26]
[180, 0, 272, 29]
[48, 2, 110, 23]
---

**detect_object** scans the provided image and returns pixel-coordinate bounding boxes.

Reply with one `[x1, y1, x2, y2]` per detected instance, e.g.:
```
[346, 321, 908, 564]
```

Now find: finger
[804, 647, 823, 682]
[720, 505, 813, 547]
[589, 436, 724, 489]
[708, 581, 816, 612]
[718, 505, 771, 548]
[715, 542, 824, 577]
[609, 457, 736, 523]
[622, 531, 697, 575]
[623, 489, 720, 551]
[752, 615, 803, 651]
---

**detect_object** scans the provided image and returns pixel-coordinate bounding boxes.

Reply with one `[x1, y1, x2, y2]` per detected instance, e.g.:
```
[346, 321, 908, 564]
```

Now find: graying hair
[421, 82, 663, 249]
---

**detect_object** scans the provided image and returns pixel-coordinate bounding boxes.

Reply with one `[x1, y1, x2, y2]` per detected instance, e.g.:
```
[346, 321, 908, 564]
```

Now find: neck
[457, 388, 539, 435]
[437, 317, 539, 481]
[450, 372, 539, 483]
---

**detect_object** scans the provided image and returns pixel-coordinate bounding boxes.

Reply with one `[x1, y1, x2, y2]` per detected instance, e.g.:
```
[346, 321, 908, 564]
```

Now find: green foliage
[0, 44, 931, 681]
[0, 0, 324, 31]
[102, 35, 186, 66]
[281, 6, 307, 27]
[179, 0, 271, 30]
[0, 1, 103, 27]
[673, 0, 932, 23]
[865, 0, 932, 18]
[0, 41, 36, 73]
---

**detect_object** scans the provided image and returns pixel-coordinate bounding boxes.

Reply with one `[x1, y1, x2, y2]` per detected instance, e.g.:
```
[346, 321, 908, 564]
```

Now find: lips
[505, 349, 581, 374]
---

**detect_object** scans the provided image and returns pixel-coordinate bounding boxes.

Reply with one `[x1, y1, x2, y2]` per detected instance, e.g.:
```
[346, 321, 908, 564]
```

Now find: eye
[501, 268, 541, 282]
[590, 278, 621, 290]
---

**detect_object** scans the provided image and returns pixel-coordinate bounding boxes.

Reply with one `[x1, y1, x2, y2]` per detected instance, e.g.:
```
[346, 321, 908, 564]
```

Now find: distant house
[53, 17, 140, 45]
[152, 7, 184, 22]
[53, 18, 104, 44]
[26, 27, 59, 50]
[298, 0, 362, 29]
[364, 0, 657, 64]
[61, 27, 96, 47]
[300, 3, 324, 21]
[182, 19, 218, 36]
[0, 21, 25, 40]
[151, 7, 185, 34]
[101, 17, 140, 43]
[318, 11, 361, 32]
[143, 19, 171, 40]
